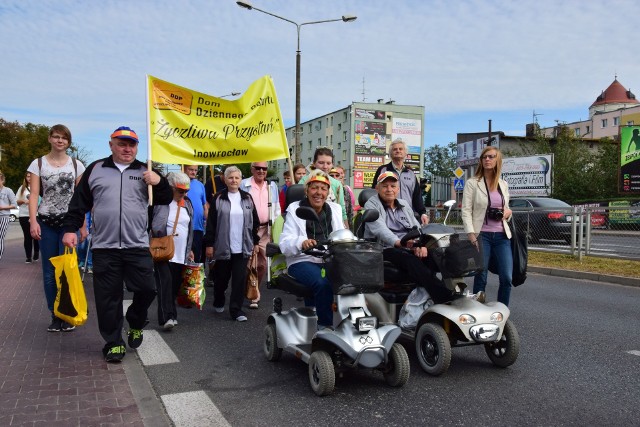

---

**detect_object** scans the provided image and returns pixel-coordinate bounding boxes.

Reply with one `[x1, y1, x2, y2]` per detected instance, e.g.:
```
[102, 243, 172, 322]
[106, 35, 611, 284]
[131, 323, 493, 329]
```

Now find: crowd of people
[2, 123, 514, 363]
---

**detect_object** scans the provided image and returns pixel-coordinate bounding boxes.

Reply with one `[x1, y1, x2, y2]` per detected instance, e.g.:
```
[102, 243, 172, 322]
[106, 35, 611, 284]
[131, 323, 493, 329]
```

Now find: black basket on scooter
[431, 234, 484, 279]
[325, 241, 383, 295]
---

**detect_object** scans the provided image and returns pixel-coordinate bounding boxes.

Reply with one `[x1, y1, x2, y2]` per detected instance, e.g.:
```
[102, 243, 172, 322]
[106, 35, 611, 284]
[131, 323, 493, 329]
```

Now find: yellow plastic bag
[51, 247, 88, 326]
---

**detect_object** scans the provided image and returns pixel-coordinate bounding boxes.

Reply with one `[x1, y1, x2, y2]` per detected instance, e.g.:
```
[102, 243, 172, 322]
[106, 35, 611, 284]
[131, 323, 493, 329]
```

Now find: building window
[330, 135, 333, 144]
[613, 117, 620, 126]
[317, 120, 322, 130]
[325, 136, 329, 145]
[343, 131, 347, 141]
[575, 128, 580, 137]
[338, 123, 342, 130]
[330, 116, 334, 126]
[318, 138, 321, 146]
[586, 125, 590, 134]
[627, 120, 635, 126]
[601, 119, 608, 128]
[342, 150, 347, 161]
[308, 141, 312, 150]
[338, 142, 341, 149]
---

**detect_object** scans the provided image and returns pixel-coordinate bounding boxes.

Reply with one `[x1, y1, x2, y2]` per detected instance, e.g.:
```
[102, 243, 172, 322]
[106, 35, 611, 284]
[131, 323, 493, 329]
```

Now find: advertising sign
[619, 126, 640, 194]
[457, 136, 500, 167]
[392, 118, 422, 171]
[501, 155, 553, 197]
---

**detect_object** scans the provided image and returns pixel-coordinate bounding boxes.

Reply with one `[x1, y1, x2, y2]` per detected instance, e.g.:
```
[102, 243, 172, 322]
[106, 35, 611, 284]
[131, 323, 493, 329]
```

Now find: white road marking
[161, 391, 231, 427]
[123, 299, 179, 365]
[627, 350, 640, 357]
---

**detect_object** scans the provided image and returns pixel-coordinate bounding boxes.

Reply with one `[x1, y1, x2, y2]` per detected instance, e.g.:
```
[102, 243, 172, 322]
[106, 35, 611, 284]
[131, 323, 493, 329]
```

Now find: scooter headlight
[356, 316, 378, 331]
[490, 312, 503, 322]
[459, 314, 476, 324]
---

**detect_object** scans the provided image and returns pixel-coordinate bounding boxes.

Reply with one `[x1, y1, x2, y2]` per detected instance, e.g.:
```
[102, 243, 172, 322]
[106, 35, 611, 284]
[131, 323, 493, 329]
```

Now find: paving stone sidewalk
[0, 235, 149, 426]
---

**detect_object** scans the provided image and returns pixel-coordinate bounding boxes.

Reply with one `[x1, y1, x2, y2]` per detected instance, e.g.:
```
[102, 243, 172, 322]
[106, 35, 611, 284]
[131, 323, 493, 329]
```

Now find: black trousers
[19, 216, 39, 259]
[383, 247, 453, 304]
[191, 230, 204, 263]
[212, 253, 248, 319]
[154, 261, 183, 325]
[92, 248, 156, 354]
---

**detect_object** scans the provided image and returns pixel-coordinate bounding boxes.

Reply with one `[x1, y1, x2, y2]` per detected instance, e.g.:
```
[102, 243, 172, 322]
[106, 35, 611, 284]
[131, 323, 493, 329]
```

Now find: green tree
[0, 119, 51, 190]
[423, 141, 457, 177]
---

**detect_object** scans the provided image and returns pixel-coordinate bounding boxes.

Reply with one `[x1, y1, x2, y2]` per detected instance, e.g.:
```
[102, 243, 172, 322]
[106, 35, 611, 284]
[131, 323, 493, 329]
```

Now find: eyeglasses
[175, 189, 187, 194]
[252, 166, 268, 171]
[50, 135, 69, 141]
[481, 154, 497, 160]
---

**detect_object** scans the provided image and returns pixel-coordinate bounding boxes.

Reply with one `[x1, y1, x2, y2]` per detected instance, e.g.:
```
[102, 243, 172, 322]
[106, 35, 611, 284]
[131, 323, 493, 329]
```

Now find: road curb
[528, 265, 640, 288]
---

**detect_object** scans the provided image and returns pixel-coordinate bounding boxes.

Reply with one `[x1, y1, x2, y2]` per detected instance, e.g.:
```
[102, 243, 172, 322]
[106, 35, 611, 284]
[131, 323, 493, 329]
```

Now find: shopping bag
[177, 263, 206, 310]
[50, 247, 88, 326]
[246, 251, 259, 300]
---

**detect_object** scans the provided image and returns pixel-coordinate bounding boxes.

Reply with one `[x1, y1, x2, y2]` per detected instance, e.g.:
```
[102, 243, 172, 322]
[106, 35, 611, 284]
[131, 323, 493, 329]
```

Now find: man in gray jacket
[62, 126, 173, 362]
[364, 171, 452, 303]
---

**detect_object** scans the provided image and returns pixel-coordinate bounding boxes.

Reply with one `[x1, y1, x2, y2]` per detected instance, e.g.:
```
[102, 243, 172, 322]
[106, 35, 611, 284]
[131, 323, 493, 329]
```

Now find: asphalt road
[136, 273, 640, 426]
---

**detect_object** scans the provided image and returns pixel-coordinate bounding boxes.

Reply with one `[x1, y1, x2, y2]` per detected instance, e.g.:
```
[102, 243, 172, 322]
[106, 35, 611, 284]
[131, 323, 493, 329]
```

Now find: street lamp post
[236, 1, 356, 164]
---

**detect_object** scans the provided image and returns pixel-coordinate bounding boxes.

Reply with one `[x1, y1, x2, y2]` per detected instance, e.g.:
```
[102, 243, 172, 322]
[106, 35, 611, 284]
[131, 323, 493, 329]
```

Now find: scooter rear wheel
[308, 351, 335, 397]
[415, 322, 452, 376]
[383, 343, 410, 387]
[263, 324, 282, 362]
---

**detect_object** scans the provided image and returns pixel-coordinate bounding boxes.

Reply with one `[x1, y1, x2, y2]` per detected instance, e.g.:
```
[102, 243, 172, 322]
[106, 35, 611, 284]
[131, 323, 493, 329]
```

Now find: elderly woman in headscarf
[151, 171, 194, 330]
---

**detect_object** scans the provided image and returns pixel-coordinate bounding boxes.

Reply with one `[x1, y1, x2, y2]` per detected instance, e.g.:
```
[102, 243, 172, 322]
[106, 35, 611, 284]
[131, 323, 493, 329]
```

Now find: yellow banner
[147, 75, 290, 165]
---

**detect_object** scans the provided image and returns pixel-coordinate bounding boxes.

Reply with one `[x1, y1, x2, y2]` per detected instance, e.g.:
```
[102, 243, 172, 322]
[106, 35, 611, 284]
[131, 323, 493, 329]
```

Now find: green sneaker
[105, 345, 126, 363]
[128, 328, 143, 349]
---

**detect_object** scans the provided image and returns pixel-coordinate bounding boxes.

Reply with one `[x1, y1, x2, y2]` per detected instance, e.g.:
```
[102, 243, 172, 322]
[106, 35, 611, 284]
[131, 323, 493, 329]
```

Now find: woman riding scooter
[279, 170, 343, 331]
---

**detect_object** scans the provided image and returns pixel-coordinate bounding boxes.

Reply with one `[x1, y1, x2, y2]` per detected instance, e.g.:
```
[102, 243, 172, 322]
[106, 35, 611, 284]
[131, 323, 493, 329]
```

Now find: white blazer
[461, 176, 512, 239]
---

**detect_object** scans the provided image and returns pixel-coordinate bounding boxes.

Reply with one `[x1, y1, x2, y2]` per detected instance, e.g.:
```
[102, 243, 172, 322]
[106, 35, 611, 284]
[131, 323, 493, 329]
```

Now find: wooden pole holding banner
[145, 75, 153, 205]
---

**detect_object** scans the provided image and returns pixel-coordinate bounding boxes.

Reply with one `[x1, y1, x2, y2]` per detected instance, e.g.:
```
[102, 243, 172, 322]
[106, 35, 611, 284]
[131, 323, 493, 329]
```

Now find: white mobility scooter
[264, 185, 410, 396]
[357, 193, 520, 376]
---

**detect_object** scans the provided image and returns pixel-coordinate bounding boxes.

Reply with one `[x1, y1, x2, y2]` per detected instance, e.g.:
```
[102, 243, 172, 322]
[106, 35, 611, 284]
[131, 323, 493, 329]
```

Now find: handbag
[50, 247, 88, 326]
[149, 206, 180, 262]
[246, 250, 259, 300]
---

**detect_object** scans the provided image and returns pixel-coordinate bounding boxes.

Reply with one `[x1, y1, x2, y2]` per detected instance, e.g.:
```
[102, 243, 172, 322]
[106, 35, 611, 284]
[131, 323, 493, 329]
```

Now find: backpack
[38, 156, 78, 197]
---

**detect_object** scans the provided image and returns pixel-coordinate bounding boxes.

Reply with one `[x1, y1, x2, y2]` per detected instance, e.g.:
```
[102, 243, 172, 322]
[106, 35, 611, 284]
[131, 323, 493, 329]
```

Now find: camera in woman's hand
[487, 207, 504, 221]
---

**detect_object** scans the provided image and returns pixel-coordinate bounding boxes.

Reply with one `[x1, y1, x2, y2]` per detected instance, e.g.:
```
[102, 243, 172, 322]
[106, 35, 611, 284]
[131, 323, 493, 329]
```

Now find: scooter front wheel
[308, 351, 335, 397]
[484, 319, 520, 368]
[263, 324, 282, 362]
[415, 323, 452, 376]
[383, 343, 410, 387]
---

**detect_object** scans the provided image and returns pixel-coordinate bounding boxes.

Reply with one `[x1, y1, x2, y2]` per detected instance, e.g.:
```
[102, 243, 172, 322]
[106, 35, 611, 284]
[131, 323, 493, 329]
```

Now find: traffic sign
[454, 178, 464, 191]
[454, 167, 464, 178]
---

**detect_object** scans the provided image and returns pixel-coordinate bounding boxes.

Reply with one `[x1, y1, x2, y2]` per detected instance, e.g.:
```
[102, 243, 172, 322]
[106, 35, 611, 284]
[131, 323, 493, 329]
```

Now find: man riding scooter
[363, 171, 477, 303]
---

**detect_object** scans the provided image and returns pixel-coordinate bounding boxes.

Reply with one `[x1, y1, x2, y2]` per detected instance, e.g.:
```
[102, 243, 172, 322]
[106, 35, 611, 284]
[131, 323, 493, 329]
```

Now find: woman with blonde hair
[16, 172, 39, 263]
[461, 146, 514, 305]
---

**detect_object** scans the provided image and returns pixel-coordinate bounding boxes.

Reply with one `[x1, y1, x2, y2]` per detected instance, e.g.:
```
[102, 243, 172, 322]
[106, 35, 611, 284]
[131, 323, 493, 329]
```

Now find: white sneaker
[163, 319, 174, 330]
[214, 306, 224, 313]
[236, 315, 248, 322]
[172, 319, 178, 326]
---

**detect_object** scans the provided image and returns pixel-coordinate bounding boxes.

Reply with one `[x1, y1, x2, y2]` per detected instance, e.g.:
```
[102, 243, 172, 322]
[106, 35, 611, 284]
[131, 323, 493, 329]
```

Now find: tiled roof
[591, 78, 638, 107]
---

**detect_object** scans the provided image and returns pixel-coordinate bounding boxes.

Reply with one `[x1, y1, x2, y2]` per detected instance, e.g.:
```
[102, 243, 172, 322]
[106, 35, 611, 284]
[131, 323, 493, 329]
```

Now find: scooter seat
[269, 274, 314, 299]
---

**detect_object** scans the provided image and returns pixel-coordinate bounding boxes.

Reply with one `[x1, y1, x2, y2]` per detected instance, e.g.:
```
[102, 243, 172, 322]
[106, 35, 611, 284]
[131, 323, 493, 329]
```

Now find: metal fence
[425, 205, 640, 260]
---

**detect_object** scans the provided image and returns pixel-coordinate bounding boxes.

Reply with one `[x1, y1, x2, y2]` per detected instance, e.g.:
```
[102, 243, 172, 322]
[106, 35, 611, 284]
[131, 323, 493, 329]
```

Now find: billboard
[392, 118, 422, 170]
[457, 135, 500, 167]
[501, 155, 553, 197]
[619, 126, 640, 194]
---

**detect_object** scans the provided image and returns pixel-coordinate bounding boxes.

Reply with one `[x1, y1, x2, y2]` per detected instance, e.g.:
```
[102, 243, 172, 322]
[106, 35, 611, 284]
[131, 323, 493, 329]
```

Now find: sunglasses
[481, 154, 497, 160]
[252, 166, 268, 171]
[175, 189, 188, 194]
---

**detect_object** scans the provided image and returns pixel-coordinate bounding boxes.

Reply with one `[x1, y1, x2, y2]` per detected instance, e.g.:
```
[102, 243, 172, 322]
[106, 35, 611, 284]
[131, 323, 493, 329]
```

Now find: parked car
[9, 208, 19, 222]
[509, 197, 582, 244]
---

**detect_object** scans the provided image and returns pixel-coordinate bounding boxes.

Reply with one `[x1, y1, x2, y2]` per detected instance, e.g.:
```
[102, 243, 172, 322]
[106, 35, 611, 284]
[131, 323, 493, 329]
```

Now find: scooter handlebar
[400, 227, 421, 246]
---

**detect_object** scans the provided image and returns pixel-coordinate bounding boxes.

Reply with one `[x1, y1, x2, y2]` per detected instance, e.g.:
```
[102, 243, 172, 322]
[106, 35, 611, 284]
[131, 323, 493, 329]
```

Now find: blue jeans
[473, 232, 513, 306]
[38, 220, 66, 312]
[288, 262, 334, 327]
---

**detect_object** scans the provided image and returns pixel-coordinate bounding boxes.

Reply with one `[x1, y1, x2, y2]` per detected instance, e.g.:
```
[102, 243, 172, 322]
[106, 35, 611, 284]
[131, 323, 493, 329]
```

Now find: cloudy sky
[1, 0, 638, 162]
